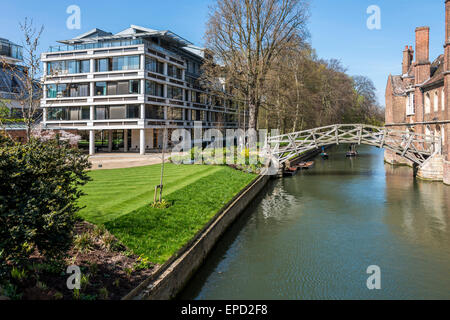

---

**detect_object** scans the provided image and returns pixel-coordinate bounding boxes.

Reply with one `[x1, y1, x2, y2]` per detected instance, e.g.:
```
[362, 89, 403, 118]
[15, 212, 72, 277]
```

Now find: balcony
[0, 38, 23, 61]
[48, 39, 144, 53]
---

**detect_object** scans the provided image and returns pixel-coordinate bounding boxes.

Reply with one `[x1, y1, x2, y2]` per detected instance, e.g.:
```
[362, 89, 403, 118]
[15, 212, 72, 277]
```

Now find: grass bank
[78, 164, 256, 264]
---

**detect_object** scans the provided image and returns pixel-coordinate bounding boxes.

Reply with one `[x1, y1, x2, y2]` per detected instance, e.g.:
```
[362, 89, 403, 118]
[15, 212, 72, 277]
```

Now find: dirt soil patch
[3, 221, 156, 300]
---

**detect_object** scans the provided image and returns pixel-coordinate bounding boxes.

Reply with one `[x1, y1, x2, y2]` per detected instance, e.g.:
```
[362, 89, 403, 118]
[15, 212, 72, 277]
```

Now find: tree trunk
[293, 73, 300, 132]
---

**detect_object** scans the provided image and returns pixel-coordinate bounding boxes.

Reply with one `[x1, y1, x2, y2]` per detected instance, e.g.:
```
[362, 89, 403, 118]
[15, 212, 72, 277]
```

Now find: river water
[179, 145, 450, 300]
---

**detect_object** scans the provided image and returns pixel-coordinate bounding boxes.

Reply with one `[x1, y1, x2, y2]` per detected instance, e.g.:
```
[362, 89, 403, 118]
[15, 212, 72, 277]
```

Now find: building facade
[0, 37, 29, 141]
[41, 25, 242, 155]
[385, 0, 450, 184]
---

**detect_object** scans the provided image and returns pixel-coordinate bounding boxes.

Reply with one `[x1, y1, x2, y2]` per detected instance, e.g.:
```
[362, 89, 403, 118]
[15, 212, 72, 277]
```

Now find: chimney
[402, 45, 413, 74]
[445, 0, 450, 72]
[446, 0, 450, 43]
[415, 26, 430, 64]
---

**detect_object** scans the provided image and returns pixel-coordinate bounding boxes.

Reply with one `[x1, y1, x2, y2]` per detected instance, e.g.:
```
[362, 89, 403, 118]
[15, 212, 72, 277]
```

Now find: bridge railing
[266, 124, 441, 166]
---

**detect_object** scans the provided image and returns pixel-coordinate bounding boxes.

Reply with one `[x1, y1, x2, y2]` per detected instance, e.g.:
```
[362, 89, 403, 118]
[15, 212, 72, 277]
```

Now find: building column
[90, 58, 95, 73]
[140, 129, 145, 155]
[124, 129, 128, 152]
[140, 104, 145, 120]
[90, 82, 95, 97]
[42, 108, 47, 125]
[90, 106, 95, 120]
[89, 130, 95, 156]
[140, 79, 145, 95]
[140, 54, 145, 70]
[108, 130, 113, 152]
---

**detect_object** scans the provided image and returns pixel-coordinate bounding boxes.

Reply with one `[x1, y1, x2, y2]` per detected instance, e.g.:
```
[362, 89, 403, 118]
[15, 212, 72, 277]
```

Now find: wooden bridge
[265, 124, 441, 167]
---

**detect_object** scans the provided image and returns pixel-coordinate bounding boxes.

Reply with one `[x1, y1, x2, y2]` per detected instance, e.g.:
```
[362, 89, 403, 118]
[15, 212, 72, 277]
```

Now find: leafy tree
[0, 133, 91, 268]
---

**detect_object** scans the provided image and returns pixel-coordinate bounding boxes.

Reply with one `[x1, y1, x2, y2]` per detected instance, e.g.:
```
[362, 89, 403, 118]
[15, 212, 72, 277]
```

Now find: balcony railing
[48, 39, 144, 52]
[0, 40, 23, 61]
[48, 39, 185, 64]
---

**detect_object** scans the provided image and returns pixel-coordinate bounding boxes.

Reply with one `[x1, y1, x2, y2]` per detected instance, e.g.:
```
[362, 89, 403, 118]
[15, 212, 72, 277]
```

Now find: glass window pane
[80, 60, 90, 73]
[81, 106, 90, 120]
[95, 82, 107, 96]
[95, 106, 108, 120]
[127, 105, 139, 118]
[47, 84, 57, 98]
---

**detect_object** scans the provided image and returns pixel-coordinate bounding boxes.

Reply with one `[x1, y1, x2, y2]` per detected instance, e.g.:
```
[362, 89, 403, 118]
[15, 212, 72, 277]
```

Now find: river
[179, 145, 450, 300]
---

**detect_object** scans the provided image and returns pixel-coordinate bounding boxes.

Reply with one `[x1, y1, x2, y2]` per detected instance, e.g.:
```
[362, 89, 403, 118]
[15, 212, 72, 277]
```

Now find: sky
[0, 0, 447, 106]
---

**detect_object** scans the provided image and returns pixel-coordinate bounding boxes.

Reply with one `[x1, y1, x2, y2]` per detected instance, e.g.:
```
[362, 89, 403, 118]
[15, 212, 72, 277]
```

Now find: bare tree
[0, 18, 44, 140]
[203, 0, 309, 130]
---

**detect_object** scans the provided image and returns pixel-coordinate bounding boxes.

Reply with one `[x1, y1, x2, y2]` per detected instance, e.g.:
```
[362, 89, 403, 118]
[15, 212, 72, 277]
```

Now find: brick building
[385, 0, 450, 185]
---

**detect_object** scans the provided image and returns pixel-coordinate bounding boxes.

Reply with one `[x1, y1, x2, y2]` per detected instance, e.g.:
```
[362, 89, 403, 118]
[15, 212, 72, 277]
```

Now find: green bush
[0, 134, 91, 268]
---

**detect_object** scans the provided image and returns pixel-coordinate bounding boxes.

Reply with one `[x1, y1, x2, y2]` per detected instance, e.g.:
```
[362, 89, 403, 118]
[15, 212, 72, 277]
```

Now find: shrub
[150, 199, 171, 209]
[73, 233, 94, 253]
[0, 134, 91, 268]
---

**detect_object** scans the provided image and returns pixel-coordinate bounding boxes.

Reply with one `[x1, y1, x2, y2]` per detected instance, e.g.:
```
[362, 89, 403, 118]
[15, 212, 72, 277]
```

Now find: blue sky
[1, 0, 447, 105]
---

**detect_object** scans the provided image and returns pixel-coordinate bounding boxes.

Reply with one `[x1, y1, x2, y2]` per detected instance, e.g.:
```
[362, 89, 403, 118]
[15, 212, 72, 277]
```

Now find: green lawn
[78, 164, 256, 264]
[79, 164, 224, 224]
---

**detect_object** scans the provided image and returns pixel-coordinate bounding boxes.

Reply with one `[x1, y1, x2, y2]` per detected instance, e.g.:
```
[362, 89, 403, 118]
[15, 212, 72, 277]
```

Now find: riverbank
[122, 148, 322, 300]
[78, 164, 255, 298]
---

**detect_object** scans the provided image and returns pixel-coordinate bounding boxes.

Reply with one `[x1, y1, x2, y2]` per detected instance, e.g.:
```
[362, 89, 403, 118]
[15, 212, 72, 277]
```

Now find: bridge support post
[416, 154, 444, 182]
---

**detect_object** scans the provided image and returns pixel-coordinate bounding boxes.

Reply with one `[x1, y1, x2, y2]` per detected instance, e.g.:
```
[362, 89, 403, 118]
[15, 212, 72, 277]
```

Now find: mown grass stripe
[105, 166, 256, 264]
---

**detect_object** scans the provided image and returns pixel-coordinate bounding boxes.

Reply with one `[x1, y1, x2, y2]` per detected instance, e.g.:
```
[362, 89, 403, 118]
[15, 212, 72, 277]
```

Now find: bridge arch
[266, 124, 441, 167]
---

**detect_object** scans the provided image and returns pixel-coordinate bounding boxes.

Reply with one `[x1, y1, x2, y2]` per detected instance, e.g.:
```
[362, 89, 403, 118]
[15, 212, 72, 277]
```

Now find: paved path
[89, 153, 167, 170]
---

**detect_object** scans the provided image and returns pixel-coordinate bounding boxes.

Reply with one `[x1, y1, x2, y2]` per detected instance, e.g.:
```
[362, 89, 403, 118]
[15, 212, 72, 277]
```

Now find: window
[442, 89, 445, 111]
[167, 65, 182, 79]
[434, 91, 439, 112]
[47, 84, 57, 98]
[145, 105, 165, 119]
[117, 81, 129, 95]
[191, 109, 206, 121]
[95, 55, 140, 72]
[108, 106, 126, 119]
[47, 107, 68, 120]
[167, 85, 183, 100]
[95, 106, 108, 120]
[129, 80, 140, 94]
[145, 80, 164, 97]
[145, 57, 164, 74]
[47, 83, 89, 98]
[425, 93, 431, 114]
[47, 60, 90, 75]
[95, 80, 140, 95]
[95, 82, 107, 96]
[191, 91, 201, 103]
[96, 59, 109, 72]
[68, 83, 89, 97]
[167, 107, 183, 120]
[81, 106, 90, 120]
[92, 105, 140, 120]
[127, 105, 139, 119]
[69, 107, 80, 120]
[47, 106, 92, 121]
[80, 60, 90, 73]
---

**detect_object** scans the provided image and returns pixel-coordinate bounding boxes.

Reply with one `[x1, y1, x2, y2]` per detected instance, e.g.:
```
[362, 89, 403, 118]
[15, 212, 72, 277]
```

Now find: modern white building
[40, 25, 243, 155]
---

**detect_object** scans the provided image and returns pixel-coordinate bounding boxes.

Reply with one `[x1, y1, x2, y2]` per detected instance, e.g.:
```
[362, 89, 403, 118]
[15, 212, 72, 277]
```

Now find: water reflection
[260, 181, 298, 220]
[384, 164, 450, 245]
